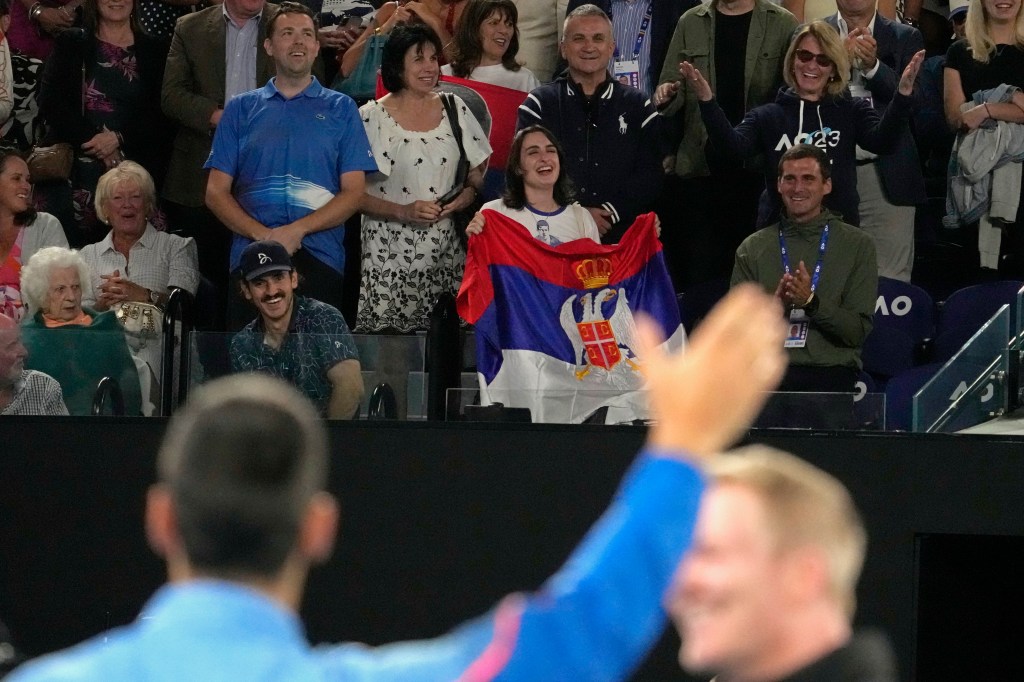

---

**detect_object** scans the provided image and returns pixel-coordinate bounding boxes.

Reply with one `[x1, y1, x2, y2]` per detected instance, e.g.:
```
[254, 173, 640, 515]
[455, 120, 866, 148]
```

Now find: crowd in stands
[1, 0, 1023, 421]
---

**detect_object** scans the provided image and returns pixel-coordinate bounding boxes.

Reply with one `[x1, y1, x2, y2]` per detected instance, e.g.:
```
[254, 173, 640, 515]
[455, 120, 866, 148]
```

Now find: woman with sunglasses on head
[670, 21, 923, 228]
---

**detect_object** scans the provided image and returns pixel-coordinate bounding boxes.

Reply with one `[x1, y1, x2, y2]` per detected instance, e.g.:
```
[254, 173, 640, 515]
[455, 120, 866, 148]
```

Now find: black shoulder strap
[440, 92, 467, 159]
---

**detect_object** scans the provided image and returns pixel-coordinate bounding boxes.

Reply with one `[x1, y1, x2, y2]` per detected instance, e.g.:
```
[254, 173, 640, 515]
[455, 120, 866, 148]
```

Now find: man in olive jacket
[731, 144, 877, 395]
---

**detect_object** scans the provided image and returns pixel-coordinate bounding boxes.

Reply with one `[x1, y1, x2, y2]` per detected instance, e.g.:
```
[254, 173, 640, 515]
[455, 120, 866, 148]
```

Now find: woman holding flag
[466, 126, 601, 246]
[467, 125, 659, 245]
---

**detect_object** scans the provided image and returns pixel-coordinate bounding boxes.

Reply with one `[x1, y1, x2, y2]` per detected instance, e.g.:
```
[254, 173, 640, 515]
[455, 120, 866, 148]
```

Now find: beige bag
[115, 301, 162, 352]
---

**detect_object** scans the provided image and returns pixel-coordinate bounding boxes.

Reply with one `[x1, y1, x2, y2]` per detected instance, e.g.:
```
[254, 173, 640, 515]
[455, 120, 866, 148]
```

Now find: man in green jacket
[731, 144, 877, 401]
[654, 0, 797, 288]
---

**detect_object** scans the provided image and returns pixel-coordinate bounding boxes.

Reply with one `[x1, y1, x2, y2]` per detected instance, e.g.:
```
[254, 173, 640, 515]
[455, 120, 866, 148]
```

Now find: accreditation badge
[613, 59, 640, 89]
[785, 308, 809, 348]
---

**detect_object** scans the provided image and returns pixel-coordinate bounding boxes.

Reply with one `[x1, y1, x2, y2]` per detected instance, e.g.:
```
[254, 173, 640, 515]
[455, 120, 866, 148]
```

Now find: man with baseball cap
[230, 239, 364, 419]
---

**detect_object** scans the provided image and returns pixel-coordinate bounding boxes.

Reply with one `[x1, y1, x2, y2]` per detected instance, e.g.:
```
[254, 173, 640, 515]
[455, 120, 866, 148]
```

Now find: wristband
[984, 102, 992, 119]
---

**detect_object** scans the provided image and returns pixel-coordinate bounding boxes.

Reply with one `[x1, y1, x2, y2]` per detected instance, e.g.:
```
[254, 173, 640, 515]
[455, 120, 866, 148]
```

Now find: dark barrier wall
[2, 419, 1023, 681]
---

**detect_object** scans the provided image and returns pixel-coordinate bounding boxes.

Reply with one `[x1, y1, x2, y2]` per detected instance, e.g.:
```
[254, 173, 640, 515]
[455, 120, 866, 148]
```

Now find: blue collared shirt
[10, 452, 705, 682]
[206, 77, 378, 274]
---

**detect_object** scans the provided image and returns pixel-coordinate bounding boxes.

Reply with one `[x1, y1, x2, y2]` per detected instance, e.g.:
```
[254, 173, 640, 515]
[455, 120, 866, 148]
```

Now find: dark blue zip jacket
[699, 86, 913, 227]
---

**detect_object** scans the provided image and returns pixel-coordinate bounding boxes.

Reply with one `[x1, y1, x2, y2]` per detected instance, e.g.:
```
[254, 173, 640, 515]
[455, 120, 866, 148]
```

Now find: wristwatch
[148, 289, 161, 306]
[803, 292, 820, 316]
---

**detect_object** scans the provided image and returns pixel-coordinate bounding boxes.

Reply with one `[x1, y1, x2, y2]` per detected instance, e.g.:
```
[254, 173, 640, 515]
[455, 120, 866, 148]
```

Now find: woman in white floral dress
[357, 22, 490, 333]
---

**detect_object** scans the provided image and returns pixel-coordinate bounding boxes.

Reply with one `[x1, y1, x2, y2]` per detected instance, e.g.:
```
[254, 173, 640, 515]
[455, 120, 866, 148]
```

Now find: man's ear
[145, 484, 179, 560]
[298, 492, 339, 565]
[823, 177, 833, 197]
[264, 37, 273, 57]
[240, 281, 253, 301]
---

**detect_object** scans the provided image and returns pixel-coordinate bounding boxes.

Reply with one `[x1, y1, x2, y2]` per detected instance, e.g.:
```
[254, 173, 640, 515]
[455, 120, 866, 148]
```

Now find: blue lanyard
[614, 1, 654, 60]
[779, 223, 830, 294]
[631, 1, 653, 59]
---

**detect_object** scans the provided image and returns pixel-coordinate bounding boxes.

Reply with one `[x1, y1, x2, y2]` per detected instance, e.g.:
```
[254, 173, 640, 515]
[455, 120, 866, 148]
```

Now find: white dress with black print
[357, 95, 491, 333]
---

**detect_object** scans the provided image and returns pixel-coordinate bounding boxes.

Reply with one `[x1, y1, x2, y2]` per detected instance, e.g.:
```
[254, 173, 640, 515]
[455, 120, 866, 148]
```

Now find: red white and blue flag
[457, 210, 685, 423]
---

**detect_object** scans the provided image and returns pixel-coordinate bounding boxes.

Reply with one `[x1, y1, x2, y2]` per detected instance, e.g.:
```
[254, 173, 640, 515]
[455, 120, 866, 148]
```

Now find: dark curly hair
[380, 23, 444, 93]
[447, 0, 522, 78]
[502, 126, 576, 210]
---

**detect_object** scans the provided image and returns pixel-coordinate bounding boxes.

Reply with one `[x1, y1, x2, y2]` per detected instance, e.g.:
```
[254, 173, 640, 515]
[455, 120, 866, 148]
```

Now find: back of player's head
[157, 374, 328, 578]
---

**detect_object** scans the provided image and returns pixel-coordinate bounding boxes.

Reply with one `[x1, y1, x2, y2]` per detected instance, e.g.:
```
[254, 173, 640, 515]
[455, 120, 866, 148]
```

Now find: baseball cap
[949, 0, 968, 21]
[239, 240, 293, 281]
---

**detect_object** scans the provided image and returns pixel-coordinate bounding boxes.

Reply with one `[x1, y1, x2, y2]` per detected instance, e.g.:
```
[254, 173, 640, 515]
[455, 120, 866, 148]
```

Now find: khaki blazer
[160, 4, 278, 206]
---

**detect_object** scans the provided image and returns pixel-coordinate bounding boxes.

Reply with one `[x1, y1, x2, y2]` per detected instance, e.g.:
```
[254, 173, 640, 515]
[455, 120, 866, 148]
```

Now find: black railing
[160, 288, 194, 416]
[91, 376, 124, 416]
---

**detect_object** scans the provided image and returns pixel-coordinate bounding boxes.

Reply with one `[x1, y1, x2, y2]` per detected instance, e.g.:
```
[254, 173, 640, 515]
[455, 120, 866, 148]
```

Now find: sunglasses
[794, 49, 834, 68]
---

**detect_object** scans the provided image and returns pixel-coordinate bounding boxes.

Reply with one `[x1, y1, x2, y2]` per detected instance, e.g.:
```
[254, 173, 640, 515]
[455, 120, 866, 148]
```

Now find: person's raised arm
[640, 283, 787, 457]
[317, 285, 788, 681]
[340, 2, 401, 77]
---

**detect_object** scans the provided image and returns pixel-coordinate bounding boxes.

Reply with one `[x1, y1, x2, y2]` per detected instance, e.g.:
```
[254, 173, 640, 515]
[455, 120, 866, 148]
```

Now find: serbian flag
[457, 210, 685, 424]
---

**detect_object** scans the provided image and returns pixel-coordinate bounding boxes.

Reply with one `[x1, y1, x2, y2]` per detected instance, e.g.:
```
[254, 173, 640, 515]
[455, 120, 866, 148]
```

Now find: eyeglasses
[794, 49, 834, 68]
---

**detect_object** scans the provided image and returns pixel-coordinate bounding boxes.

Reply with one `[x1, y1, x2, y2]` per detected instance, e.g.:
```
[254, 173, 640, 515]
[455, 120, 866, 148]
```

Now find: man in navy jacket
[826, 0, 927, 282]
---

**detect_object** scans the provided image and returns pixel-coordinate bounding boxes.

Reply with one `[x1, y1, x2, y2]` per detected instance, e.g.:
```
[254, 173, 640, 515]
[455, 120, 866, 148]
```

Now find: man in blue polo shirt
[205, 1, 377, 328]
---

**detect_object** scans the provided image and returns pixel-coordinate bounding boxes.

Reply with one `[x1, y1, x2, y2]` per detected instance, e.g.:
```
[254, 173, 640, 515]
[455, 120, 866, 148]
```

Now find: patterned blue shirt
[206, 77, 378, 274]
[230, 296, 359, 415]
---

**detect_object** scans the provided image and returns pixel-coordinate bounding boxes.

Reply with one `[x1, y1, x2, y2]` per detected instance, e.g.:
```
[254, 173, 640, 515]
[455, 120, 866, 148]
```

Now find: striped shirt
[611, 0, 654, 96]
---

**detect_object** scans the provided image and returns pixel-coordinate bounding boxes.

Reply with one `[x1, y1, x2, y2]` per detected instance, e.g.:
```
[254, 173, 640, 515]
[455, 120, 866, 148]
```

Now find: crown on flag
[575, 258, 612, 289]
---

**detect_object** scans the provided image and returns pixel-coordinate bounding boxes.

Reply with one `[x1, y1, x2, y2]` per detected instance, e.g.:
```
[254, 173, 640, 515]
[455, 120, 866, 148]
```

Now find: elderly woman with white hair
[19, 246, 142, 415]
[80, 161, 199, 313]
[77, 162, 198, 406]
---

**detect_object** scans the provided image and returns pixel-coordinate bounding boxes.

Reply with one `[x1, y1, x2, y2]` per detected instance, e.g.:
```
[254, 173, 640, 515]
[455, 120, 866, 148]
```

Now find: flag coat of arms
[457, 211, 685, 423]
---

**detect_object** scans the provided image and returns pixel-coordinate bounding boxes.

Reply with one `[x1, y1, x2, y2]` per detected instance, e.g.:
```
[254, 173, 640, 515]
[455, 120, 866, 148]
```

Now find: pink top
[0, 227, 25, 321]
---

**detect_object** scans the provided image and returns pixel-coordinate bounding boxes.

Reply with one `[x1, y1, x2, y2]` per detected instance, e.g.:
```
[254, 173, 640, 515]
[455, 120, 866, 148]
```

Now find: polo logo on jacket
[618, 114, 627, 134]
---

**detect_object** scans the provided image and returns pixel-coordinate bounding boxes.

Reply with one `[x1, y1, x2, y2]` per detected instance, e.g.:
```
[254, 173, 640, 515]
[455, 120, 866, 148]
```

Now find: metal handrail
[160, 288, 194, 416]
[91, 376, 124, 416]
[426, 292, 461, 421]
